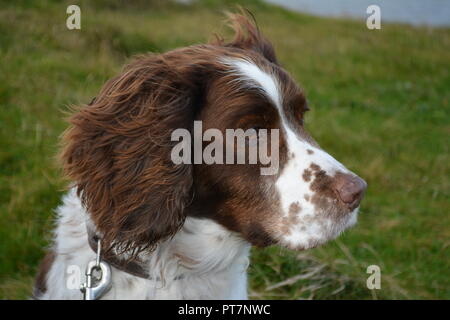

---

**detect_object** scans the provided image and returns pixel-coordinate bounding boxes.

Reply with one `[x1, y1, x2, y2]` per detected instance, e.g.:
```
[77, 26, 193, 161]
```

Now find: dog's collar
[86, 225, 152, 279]
[86, 225, 184, 281]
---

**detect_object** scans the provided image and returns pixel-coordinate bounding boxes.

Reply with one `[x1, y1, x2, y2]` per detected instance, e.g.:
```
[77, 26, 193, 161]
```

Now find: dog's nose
[333, 174, 367, 210]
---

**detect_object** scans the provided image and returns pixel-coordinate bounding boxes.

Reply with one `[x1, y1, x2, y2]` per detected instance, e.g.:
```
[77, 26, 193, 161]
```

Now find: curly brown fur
[59, 12, 275, 256]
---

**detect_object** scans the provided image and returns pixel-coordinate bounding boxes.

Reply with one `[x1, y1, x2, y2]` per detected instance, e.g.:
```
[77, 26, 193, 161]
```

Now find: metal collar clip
[80, 238, 112, 300]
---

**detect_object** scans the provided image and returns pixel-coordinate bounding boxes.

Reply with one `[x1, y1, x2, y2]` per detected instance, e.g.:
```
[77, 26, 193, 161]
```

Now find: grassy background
[0, 0, 449, 299]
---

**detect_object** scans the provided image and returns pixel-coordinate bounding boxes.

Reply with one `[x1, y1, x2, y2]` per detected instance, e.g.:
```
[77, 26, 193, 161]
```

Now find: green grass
[1, 0, 449, 299]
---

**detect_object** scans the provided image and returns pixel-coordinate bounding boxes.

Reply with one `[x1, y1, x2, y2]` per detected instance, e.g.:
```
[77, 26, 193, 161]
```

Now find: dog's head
[61, 12, 366, 254]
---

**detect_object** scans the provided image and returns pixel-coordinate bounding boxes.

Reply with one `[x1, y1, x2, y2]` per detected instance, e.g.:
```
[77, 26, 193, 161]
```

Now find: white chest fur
[40, 190, 251, 300]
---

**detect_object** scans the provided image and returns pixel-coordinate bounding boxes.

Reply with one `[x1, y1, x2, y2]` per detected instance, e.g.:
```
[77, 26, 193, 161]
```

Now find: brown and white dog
[34, 13, 366, 299]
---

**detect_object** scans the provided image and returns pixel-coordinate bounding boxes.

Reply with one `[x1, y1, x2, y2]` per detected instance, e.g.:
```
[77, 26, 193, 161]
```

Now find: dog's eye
[245, 127, 261, 147]
[251, 126, 263, 132]
[248, 127, 262, 142]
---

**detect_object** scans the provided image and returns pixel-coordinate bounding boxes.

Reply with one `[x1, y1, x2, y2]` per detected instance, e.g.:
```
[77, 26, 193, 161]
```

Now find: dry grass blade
[265, 264, 326, 291]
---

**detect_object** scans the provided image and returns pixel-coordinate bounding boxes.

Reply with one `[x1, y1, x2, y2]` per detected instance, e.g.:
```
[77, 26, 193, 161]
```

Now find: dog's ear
[212, 10, 278, 64]
[61, 53, 207, 255]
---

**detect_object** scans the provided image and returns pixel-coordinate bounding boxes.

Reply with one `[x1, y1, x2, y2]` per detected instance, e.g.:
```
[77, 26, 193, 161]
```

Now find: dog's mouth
[273, 205, 360, 251]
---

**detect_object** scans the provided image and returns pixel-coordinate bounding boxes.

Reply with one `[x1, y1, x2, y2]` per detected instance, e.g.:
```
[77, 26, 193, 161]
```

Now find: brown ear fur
[60, 52, 210, 255]
[60, 10, 276, 255]
[211, 10, 278, 64]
